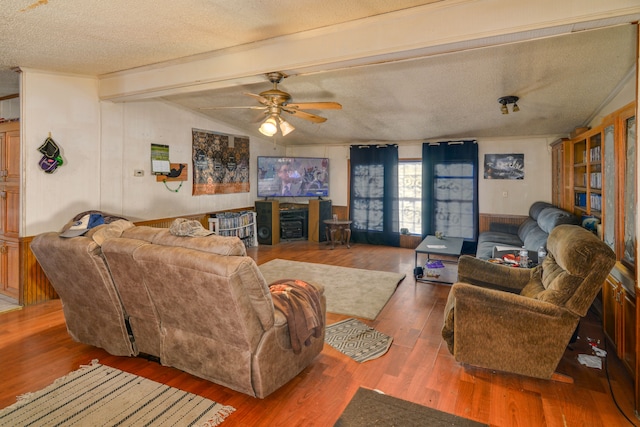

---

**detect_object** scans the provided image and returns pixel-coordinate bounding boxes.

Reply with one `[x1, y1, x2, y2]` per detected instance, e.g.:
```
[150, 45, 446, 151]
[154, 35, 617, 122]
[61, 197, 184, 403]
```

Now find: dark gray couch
[476, 201, 579, 262]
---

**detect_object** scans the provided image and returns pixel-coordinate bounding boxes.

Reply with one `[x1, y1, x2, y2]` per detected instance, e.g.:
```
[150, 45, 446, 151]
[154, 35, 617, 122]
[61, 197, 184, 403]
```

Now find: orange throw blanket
[269, 279, 324, 354]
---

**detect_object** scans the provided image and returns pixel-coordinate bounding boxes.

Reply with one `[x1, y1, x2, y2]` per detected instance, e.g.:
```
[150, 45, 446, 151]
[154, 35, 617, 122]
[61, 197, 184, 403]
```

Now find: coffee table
[414, 235, 464, 285]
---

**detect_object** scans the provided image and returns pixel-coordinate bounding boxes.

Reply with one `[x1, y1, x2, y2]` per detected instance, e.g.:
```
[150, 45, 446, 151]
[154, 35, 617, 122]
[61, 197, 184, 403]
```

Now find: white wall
[18, 67, 636, 235]
[21, 70, 285, 235]
[477, 137, 554, 215]
[22, 70, 102, 236]
[285, 145, 349, 207]
[99, 100, 284, 220]
[398, 138, 552, 216]
[286, 137, 552, 217]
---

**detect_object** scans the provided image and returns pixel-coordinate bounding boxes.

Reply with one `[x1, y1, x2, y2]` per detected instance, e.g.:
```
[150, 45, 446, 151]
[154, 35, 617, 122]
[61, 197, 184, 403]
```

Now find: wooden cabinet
[595, 103, 636, 274]
[0, 186, 20, 238]
[570, 128, 602, 217]
[0, 121, 20, 300]
[617, 109, 636, 270]
[2, 129, 20, 183]
[551, 138, 571, 210]
[567, 102, 638, 409]
[0, 239, 20, 299]
[603, 270, 636, 376]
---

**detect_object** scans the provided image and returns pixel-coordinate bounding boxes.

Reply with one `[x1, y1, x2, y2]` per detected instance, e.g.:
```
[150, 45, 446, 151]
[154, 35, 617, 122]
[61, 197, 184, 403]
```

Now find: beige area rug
[0, 295, 21, 315]
[0, 361, 235, 427]
[259, 259, 405, 320]
[325, 318, 393, 363]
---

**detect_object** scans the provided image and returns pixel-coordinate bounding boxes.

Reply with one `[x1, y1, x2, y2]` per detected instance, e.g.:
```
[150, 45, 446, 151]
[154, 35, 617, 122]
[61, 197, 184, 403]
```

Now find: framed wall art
[483, 153, 524, 179]
[192, 129, 250, 195]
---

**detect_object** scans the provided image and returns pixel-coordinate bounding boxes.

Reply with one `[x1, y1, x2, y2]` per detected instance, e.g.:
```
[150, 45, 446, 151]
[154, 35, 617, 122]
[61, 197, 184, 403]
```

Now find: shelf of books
[208, 211, 257, 247]
[571, 128, 602, 217]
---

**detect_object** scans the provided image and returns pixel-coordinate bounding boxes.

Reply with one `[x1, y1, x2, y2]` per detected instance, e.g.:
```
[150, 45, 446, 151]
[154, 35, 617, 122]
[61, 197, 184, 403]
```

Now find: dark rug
[335, 387, 488, 427]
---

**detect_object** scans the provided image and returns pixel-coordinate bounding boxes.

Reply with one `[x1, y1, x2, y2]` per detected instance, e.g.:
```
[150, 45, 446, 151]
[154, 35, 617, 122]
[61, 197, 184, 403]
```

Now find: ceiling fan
[200, 72, 342, 137]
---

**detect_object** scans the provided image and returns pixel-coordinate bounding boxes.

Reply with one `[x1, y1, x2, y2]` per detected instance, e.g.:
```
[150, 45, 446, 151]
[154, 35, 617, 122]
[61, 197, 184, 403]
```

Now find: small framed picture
[484, 153, 524, 179]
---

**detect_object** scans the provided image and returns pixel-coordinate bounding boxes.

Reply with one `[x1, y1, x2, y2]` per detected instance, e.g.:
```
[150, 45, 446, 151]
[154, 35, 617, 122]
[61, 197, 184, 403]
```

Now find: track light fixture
[498, 96, 520, 114]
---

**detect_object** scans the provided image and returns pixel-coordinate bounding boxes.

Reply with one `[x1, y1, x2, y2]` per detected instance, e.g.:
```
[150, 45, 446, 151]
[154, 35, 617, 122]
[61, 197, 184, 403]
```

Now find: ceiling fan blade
[282, 108, 327, 123]
[244, 92, 270, 104]
[199, 106, 266, 110]
[286, 102, 342, 110]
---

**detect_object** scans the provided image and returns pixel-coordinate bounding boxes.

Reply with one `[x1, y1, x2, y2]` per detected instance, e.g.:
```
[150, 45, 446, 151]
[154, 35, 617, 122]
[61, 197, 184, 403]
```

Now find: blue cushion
[517, 218, 539, 242]
[537, 208, 579, 234]
[529, 201, 555, 220]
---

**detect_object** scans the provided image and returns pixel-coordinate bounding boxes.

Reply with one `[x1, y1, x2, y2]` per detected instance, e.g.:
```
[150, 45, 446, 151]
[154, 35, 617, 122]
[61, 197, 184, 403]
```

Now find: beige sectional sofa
[30, 220, 326, 398]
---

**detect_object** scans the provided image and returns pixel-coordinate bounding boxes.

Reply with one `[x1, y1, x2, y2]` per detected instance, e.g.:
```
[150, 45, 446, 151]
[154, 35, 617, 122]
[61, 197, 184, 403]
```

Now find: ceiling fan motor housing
[259, 88, 291, 106]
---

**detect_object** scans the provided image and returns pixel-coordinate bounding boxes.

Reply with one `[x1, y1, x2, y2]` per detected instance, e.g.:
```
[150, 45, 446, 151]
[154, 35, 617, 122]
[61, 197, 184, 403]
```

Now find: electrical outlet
[502, 191, 508, 198]
[134, 170, 144, 177]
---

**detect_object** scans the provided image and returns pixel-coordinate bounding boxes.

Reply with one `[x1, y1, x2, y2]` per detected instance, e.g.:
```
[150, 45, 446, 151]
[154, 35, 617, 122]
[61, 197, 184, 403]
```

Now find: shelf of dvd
[208, 211, 258, 247]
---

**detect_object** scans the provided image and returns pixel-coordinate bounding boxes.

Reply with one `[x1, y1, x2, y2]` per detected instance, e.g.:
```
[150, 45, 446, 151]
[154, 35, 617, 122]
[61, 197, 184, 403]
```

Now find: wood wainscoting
[20, 211, 238, 306]
[398, 212, 529, 250]
[134, 213, 212, 229]
[22, 205, 351, 306]
[479, 213, 528, 234]
[399, 234, 422, 249]
[20, 236, 58, 305]
[331, 205, 349, 221]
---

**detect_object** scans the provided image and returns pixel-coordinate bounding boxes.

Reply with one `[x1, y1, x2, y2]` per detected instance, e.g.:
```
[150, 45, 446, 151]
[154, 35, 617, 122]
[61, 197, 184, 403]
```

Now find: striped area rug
[325, 318, 393, 363]
[0, 361, 235, 426]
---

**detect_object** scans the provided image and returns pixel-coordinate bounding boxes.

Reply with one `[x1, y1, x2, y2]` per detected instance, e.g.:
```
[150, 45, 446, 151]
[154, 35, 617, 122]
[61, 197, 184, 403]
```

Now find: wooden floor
[0, 241, 638, 426]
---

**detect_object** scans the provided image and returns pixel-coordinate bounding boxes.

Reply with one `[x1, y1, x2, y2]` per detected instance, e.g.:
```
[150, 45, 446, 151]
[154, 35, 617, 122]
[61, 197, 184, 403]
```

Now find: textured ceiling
[0, 0, 443, 76]
[0, 1, 637, 145]
[164, 25, 637, 143]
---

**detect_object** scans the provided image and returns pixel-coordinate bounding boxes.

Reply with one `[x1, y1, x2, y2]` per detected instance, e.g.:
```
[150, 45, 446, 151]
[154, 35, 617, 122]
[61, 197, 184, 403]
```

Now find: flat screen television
[257, 156, 329, 198]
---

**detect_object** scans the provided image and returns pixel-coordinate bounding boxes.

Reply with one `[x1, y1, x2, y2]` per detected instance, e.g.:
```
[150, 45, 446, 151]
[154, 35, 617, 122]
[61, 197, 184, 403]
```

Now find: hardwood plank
[0, 241, 636, 426]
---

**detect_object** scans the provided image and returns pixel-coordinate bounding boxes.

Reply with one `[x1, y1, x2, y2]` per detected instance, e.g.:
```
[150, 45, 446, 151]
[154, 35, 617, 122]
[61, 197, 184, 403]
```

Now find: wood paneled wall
[332, 205, 349, 220]
[399, 234, 422, 249]
[479, 213, 528, 233]
[134, 213, 211, 229]
[26, 208, 522, 306]
[20, 236, 58, 305]
[20, 208, 254, 306]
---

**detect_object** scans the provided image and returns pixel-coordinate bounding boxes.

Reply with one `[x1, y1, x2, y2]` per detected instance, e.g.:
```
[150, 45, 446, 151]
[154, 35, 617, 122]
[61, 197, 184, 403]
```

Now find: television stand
[279, 208, 308, 241]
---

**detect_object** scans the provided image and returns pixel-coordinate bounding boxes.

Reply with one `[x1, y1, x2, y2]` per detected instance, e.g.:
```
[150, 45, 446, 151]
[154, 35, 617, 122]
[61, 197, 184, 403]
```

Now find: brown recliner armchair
[442, 224, 615, 379]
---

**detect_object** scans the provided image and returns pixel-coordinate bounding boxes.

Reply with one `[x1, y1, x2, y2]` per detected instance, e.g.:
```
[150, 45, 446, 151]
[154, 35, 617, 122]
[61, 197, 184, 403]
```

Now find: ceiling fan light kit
[498, 95, 520, 114]
[203, 71, 342, 137]
[259, 116, 278, 136]
[278, 116, 295, 136]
